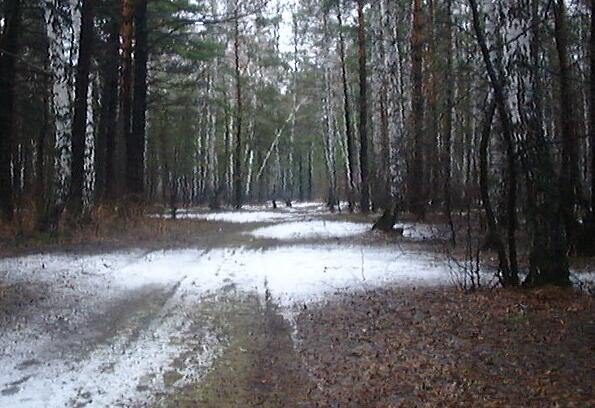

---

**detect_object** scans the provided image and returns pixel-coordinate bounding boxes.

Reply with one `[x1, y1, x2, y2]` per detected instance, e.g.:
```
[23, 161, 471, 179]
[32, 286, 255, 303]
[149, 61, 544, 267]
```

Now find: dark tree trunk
[233, 7, 243, 209]
[69, 0, 95, 216]
[522, 0, 569, 286]
[337, 3, 356, 212]
[469, 0, 519, 286]
[410, 0, 425, 220]
[591, 1, 595, 215]
[36, 81, 49, 218]
[478, 96, 512, 280]
[443, 0, 455, 245]
[426, 0, 439, 208]
[308, 145, 313, 201]
[120, 0, 134, 199]
[129, 0, 148, 199]
[97, 3, 120, 202]
[357, 0, 369, 213]
[0, 0, 21, 222]
[590, 0, 595, 215]
[553, 0, 580, 245]
[298, 153, 304, 201]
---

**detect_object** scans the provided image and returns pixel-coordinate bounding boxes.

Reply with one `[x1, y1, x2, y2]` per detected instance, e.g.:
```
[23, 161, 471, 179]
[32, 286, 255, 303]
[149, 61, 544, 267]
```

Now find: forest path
[0, 203, 452, 407]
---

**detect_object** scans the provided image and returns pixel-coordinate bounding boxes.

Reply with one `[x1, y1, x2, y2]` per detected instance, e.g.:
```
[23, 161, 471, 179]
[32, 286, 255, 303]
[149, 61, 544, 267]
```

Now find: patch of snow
[0, 251, 220, 408]
[221, 245, 450, 305]
[151, 201, 332, 223]
[247, 220, 370, 240]
[155, 211, 292, 223]
[395, 223, 451, 241]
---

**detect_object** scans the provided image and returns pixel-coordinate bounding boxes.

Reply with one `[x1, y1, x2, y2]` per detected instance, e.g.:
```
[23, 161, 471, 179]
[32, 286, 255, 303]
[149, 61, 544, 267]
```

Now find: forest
[0, 0, 594, 406]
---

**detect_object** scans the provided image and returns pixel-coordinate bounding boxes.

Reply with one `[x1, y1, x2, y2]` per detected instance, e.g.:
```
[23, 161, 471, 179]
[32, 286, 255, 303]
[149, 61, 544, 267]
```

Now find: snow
[185, 211, 291, 223]
[395, 223, 451, 241]
[151, 202, 331, 224]
[247, 220, 370, 240]
[0, 251, 220, 407]
[0, 204, 474, 407]
[222, 245, 450, 304]
[0, 241, 451, 407]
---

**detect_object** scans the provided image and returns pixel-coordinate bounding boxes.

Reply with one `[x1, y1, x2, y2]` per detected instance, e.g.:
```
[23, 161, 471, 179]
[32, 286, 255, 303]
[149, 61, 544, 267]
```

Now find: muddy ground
[0, 203, 593, 407]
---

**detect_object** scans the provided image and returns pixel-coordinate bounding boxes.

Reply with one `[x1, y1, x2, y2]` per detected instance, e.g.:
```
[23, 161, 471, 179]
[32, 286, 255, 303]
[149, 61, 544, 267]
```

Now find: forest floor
[0, 203, 593, 407]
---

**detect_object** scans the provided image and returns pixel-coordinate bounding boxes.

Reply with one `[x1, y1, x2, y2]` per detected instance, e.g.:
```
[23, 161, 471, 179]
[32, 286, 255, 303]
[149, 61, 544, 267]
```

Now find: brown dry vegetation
[0, 205, 252, 257]
[297, 287, 594, 407]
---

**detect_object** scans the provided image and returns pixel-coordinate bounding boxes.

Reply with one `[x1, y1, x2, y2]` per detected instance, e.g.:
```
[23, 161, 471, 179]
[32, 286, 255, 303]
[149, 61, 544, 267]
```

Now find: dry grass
[0, 203, 220, 257]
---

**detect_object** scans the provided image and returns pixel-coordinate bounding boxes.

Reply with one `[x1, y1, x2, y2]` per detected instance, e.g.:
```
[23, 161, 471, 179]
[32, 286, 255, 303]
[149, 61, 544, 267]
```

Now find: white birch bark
[45, 0, 80, 205]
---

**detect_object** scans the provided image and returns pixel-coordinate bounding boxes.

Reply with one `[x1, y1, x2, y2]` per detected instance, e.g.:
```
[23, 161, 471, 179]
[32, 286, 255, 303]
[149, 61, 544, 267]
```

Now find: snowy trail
[0, 205, 454, 407]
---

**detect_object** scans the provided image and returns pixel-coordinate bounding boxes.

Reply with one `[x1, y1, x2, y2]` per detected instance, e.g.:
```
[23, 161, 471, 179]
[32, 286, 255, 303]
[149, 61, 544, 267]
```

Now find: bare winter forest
[0, 0, 594, 406]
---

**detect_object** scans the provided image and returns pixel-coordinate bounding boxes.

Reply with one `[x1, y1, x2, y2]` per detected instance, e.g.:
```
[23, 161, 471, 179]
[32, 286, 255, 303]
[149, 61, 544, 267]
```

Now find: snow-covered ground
[0, 203, 482, 407]
[158, 210, 291, 223]
[151, 201, 330, 224]
[246, 220, 370, 240]
[0, 243, 451, 407]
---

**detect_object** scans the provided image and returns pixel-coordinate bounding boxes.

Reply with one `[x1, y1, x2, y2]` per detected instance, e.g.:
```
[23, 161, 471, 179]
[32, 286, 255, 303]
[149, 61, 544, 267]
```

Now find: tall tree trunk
[120, 0, 134, 199]
[469, 0, 519, 286]
[0, 0, 21, 222]
[382, 0, 404, 227]
[357, 0, 370, 213]
[97, 3, 120, 202]
[591, 1, 595, 214]
[36, 76, 50, 219]
[322, 12, 338, 211]
[129, 0, 148, 200]
[288, 11, 299, 201]
[410, 0, 425, 219]
[553, 0, 580, 244]
[337, 3, 356, 211]
[426, 0, 439, 208]
[443, 0, 455, 244]
[521, 0, 569, 286]
[69, 0, 95, 216]
[233, 6, 243, 209]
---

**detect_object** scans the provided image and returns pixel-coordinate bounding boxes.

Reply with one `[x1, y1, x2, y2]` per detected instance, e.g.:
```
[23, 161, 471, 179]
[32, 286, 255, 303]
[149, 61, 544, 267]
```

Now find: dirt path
[163, 291, 313, 407]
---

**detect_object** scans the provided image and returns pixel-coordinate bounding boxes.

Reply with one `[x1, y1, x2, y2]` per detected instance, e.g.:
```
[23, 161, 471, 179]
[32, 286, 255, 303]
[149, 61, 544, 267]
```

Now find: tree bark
[69, 0, 95, 216]
[591, 1, 595, 214]
[521, 0, 569, 286]
[553, 0, 580, 243]
[410, 0, 425, 219]
[443, 0, 455, 244]
[97, 3, 120, 201]
[120, 0, 134, 200]
[129, 0, 149, 199]
[357, 0, 370, 213]
[337, 3, 356, 212]
[233, 5, 243, 209]
[0, 0, 21, 222]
